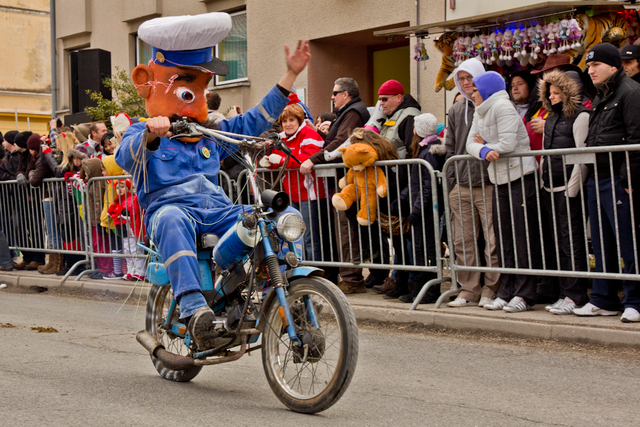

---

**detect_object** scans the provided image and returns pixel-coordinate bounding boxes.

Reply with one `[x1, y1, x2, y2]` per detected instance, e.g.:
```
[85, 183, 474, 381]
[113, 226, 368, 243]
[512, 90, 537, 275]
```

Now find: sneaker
[0, 265, 14, 272]
[545, 298, 564, 312]
[621, 307, 640, 323]
[484, 297, 508, 310]
[87, 271, 104, 280]
[503, 296, 531, 313]
[123, 273, 133, 281]
[478, 297, 493, 307]
[573, 302, 618, 317]
[337, 281, 366, 294]
[103, 273, 124, 280]
[132, 274, 146, 282]
[188, 306, 219, 351]
[549, 297, 577, 315]
[448, 297, 474, 307]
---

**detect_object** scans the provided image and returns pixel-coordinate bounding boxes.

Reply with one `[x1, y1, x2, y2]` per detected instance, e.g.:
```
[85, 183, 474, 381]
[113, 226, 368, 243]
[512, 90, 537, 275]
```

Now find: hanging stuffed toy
[414, 41, 429, 70]
[332, 143, 387, 226]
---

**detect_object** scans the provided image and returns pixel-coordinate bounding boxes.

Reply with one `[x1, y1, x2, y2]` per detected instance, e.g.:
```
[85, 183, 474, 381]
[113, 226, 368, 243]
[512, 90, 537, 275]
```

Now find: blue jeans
[43, 199, 63, 250]
[293, 200, 321, 262]
[587, 177, 640, 311]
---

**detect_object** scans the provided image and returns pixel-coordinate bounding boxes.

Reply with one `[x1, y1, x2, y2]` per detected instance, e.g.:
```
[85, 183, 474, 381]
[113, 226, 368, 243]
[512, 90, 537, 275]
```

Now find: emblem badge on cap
[201, 147, 211, 159]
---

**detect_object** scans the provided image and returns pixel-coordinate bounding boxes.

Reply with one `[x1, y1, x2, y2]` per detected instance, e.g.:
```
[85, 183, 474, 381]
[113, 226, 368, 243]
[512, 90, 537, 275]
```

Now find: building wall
[0, 0, 52, 135]
[447, 0, 541, 20]
[52, 0, 449, 126]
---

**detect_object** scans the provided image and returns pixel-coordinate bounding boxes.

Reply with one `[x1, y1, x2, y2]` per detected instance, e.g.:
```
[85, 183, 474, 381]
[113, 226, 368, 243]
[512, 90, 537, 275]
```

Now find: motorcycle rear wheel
[261, 277, 358, 414]
[145, 284, 203, 382]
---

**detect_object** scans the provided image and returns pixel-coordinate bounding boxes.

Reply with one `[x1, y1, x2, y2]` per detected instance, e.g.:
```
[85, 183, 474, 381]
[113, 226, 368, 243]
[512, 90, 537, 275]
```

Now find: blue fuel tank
[212, 220, 262, 270]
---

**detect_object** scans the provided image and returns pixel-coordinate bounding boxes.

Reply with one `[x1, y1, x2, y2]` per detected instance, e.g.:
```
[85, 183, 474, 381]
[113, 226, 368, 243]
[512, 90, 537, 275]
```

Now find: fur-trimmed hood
[428, 137, 447, 156]
[538, 69, 582, 118]
[67, 148, 88, 164]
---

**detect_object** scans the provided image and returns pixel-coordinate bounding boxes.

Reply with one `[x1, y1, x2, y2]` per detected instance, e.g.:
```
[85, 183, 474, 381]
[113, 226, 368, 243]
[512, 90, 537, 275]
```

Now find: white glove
[363, 100, 387, 133]
[259, 156, 272, 168]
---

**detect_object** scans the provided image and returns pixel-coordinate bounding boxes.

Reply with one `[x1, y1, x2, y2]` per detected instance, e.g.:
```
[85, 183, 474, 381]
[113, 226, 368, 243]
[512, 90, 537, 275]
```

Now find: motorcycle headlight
[276, 213, 306, 242]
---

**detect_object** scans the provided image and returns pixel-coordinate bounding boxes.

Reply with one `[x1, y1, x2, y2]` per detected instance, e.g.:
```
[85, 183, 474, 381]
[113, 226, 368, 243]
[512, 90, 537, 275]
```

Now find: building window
[215, 11, 247, 85]
[136, 36, 152, 66]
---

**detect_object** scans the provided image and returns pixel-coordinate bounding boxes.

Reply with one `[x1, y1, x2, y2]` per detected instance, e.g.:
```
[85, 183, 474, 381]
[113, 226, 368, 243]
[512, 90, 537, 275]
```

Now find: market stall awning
[374, 1, 634, 38]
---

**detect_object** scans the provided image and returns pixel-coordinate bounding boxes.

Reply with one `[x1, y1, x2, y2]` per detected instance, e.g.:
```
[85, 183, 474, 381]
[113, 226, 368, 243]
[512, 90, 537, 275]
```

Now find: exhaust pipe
[136, 330, 196, 371]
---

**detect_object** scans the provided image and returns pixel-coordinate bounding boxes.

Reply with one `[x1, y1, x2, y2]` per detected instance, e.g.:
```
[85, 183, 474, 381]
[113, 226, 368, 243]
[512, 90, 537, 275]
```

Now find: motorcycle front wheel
[145, 284, 203, 382]
[261, 277, 358, 414]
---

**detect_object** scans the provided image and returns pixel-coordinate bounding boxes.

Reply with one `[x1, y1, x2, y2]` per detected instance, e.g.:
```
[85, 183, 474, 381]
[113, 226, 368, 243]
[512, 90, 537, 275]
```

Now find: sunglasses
[332, 90, 345, 96]
[379, 97, 392, 102]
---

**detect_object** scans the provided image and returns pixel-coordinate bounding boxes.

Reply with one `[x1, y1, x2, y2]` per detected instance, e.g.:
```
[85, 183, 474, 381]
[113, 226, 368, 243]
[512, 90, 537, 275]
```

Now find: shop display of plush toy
[430, 10, 637, 91]
[331, 143, 387, 226]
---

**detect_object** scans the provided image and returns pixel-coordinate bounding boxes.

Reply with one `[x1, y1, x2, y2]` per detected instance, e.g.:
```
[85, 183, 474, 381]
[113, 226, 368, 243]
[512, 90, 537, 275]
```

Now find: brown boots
[38, 253, 64, 275]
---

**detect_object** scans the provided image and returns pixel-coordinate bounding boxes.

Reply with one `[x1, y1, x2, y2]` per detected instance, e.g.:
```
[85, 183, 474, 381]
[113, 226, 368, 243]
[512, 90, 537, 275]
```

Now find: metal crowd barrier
[0, 171, 236, 283]
[237, 159, 449, 306]
[442, 144, 640, 309]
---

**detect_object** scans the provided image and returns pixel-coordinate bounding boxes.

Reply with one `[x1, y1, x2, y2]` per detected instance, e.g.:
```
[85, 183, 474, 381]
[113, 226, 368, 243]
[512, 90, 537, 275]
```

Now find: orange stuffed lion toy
[332, 142, 387, 226]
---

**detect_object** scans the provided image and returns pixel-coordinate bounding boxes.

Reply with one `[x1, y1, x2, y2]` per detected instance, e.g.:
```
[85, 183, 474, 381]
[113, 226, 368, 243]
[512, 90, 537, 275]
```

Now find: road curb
[3, 272, 640, 347]
[351, 304, 640, 347]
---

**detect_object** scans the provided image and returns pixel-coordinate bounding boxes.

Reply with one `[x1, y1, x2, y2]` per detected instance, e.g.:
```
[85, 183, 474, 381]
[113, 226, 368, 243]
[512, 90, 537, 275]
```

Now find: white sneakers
[503, 296, 531, 313]
[447, 297, 474, 307]
[573, 303, 618, 317]
[483, 297, 508, 310]
[478, 297, 494, 307]
[621, 307, 640, 323]
[549, 297, 577, 315]
[545, 298, 564, 311]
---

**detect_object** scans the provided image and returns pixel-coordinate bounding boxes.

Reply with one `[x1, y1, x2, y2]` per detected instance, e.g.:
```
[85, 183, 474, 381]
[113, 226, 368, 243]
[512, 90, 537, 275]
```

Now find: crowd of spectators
[1, 43, 640, 323]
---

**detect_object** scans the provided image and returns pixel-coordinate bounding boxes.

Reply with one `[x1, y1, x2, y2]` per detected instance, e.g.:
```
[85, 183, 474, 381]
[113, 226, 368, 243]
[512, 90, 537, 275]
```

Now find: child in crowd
[397, 113, 447, 304]
[100, 155, 127, 279]
[108, 179, 146, 281]
[101, 132, 117, 156]
[466, 71, 540, 313]
[79, 158, 113, 280]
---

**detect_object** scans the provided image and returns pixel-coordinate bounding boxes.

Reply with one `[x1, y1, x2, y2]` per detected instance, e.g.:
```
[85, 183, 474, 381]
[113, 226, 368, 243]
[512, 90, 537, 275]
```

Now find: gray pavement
[2, 269, 639, 347]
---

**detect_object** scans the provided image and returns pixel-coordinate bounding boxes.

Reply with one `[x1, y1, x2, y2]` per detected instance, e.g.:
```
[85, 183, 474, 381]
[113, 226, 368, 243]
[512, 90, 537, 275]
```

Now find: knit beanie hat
[3, 130, 18, 145]
[26, 134, 42, 151]
[0, 131, 3, 143]
[585, 43, 622, 68]
[378, 79, 405, 96]
[473, 71, 506, 102]
[414, 113, 438, 138]
[14, 131, 32, 149]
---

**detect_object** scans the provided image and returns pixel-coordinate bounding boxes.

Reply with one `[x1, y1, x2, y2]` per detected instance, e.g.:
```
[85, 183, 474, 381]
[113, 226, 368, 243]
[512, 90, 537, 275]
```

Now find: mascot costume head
[132, 13, 232, 126]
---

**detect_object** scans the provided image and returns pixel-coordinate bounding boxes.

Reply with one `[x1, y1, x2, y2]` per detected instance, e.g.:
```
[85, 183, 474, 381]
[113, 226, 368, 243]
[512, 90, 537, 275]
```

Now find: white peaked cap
[138, 12, 232, 51]
[138, 13, 233, 74]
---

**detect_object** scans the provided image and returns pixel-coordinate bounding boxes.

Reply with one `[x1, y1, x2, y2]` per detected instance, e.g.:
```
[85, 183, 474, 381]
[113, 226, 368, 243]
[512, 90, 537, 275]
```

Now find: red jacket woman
[260, 104, 326, 203]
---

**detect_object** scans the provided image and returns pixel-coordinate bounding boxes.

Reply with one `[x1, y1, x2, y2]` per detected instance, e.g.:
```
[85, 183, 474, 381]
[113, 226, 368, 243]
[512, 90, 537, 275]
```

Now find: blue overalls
[116, 86, 299, 317]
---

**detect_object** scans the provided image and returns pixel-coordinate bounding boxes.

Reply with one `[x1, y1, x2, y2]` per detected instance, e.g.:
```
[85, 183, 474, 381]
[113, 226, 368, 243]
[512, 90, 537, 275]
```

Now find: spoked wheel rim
[147, 286, 192, 358]
[263, 288, 343, 400]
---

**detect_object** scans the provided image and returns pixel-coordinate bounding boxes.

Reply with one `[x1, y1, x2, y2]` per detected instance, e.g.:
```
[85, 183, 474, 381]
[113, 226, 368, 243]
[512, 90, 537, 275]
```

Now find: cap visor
[178, 56, 230, 76]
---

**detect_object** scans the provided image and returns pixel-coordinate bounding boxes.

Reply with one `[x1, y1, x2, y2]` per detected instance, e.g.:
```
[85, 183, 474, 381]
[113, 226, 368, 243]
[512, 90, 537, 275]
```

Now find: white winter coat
[465, 90, 536, 185]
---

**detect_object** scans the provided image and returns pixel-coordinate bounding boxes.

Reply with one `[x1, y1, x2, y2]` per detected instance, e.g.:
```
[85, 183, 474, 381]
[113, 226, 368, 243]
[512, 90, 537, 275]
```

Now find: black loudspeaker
[70, 49, 112, 114]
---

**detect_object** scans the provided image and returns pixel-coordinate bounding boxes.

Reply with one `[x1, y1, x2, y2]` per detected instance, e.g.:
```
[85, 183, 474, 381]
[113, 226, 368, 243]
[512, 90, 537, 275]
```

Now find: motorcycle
[135, 120, 359, 414]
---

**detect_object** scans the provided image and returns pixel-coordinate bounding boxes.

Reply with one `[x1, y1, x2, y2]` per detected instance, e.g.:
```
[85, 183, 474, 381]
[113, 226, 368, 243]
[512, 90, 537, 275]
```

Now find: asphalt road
[0, 287, 638, 427]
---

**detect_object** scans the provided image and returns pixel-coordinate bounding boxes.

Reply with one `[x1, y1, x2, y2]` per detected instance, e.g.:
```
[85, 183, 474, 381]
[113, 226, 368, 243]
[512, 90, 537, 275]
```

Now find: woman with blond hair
[537, 69, 590, 314]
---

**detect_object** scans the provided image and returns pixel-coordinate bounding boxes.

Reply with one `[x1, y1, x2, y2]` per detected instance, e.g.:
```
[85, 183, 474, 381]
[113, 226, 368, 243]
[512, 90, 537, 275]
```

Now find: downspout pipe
[50, 0, 57, 119]
[415, 0, 420, 102]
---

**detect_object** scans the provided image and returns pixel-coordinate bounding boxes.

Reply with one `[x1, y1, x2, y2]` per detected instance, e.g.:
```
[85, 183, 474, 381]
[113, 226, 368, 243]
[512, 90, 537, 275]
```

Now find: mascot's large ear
[355, 147, 370, 153]
[338, 147, 348, 153]
[132, 64, 154, 99]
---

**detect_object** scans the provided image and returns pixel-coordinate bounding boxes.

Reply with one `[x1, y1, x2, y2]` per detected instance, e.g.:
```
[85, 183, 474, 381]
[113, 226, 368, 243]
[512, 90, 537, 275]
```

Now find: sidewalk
[2, 270, 639, 347]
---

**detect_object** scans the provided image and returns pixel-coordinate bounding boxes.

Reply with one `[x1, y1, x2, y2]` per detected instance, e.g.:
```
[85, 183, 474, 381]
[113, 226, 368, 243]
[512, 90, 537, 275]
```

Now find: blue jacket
[115, 85, 289, 217]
